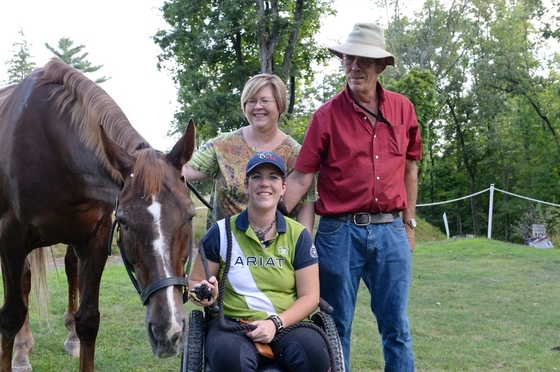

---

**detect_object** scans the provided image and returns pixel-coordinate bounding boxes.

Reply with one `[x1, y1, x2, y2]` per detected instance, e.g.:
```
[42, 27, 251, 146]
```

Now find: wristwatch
[406, 218, 417, 229]
[267, 314, 284, 333]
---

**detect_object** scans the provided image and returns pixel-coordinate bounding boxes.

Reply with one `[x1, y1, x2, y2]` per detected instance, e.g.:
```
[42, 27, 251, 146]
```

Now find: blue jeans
[316, 216, 414, 372]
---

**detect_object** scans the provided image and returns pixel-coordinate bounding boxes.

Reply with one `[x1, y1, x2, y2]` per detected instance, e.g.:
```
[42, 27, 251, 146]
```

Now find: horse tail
[28, 248, 50, 323]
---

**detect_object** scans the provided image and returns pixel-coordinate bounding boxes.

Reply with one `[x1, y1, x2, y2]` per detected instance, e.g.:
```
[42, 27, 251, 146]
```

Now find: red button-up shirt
[295, 83, 422, 216]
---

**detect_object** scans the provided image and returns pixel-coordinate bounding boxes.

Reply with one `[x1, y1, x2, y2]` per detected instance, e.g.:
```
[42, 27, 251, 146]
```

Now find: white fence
[417, 184, 560, 239]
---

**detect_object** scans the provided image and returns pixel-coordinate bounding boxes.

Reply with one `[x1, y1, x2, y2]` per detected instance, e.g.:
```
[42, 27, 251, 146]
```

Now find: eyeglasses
[342, 56, 377, 70]
[245, 98, 276, 107]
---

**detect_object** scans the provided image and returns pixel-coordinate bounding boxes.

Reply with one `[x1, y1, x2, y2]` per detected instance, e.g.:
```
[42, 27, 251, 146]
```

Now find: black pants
[205, 317, 331, 372]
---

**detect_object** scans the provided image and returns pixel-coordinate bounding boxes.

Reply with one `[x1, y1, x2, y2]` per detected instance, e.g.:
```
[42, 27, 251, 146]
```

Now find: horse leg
[74, 218, 110, 372]
[0, 223, 30, 372]
[11, 258, 33, 372]
[63, 246, 80, 358]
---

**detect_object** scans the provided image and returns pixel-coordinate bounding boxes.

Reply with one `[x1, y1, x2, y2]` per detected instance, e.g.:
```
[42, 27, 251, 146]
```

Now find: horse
[0, 58, 197, 372]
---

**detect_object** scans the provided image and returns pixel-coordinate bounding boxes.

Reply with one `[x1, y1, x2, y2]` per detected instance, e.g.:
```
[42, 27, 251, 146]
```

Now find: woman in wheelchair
[188, 152, 331, 372]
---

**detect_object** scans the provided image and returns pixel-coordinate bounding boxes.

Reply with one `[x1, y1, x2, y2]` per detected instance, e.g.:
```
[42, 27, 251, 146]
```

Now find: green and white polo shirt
[201, 210, 318, 321]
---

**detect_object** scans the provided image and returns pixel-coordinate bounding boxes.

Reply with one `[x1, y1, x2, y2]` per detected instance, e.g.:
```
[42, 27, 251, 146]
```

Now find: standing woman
[188, 152, 330, 372]
[182, 74, 316, 233]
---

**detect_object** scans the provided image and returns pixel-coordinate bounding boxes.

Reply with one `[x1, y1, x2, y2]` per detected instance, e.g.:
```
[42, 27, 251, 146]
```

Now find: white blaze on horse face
[147, 199, 170, 274]
[147, 198, 183, 339]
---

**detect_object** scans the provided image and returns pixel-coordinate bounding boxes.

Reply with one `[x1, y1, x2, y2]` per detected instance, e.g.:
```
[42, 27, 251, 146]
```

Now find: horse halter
[108, 196, 191, 305]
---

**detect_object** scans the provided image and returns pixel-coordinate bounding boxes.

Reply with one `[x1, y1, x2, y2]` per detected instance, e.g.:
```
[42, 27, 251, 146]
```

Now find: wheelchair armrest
[318, 297, 334, 314]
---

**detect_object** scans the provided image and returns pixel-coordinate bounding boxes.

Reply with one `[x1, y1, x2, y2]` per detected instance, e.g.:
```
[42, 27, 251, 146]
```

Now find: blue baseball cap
[246, 151, 286, 176]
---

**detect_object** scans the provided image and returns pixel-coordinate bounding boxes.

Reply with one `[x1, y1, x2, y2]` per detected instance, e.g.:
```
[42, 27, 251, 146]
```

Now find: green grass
[3, 215, 560, 371]
[351, 238, 560, 371]
[23, 265, 181, 371]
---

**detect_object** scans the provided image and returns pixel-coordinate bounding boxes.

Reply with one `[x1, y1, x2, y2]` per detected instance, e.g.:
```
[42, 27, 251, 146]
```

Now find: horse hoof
[64, 340, 80, 358]
[12, 365, 32, 372]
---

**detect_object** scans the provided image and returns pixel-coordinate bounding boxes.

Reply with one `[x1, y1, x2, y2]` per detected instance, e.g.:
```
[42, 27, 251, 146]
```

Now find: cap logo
[246, 151, 286, 176]
[259, 152, 277, 161]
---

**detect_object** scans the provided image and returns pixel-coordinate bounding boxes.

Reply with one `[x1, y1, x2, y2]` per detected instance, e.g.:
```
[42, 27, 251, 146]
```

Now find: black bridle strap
[109, 217, 191, 306]
[111, 220, 142, 296]
[140, 276, 189, 306]
[184, 220, 196, 284]
[185, 179, 213, 211]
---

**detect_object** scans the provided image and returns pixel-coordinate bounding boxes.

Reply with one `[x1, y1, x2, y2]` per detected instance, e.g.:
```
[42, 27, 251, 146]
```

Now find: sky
[0, 0, 409, 151]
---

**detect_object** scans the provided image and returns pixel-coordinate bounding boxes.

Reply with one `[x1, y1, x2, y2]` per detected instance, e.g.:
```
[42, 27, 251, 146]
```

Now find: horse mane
[37, 58, 159, 189]
[130, 149, 167, 197]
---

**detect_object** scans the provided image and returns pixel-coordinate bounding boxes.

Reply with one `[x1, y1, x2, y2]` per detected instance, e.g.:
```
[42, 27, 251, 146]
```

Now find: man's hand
[405, 226, 416, 252]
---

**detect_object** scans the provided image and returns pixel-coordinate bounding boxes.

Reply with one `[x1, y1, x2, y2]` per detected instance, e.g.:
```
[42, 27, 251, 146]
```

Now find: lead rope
[198, 215, 336, 371]
[195, 215, 254, 331]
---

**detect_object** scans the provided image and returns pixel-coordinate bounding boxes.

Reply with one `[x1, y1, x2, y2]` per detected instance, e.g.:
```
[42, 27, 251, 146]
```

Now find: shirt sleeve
[200, 223, 222, 264]
[294, 110, 325, 174]
[405, 101, 422, 161]
[188, 139, 220, 178]
[293, 228, 318, 271]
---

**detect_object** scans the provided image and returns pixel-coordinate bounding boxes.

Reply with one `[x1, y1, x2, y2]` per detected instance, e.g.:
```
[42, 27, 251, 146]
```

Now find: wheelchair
[180, 298, 344, 372]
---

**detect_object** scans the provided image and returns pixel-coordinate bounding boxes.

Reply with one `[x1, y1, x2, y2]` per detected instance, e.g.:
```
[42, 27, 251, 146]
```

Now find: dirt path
[47, 253, 123, 271]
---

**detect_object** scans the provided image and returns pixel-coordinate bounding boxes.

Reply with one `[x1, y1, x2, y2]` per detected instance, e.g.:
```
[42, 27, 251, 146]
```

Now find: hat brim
[246, 162, 286, 177]
[328, 44, 395, 66]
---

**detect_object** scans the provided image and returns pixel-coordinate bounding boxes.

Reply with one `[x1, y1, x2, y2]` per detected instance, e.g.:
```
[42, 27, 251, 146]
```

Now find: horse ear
[167, 118, 196, 170]
[99, 125, 134, 178]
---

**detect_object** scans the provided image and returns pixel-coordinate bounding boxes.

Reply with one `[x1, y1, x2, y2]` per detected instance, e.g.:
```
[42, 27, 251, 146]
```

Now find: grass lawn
[351, 238, 560, 371]
[2, 237, 560, 371]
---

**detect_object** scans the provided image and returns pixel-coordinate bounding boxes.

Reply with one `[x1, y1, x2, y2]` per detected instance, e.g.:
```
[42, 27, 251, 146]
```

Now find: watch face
[408, 219, 417, 228]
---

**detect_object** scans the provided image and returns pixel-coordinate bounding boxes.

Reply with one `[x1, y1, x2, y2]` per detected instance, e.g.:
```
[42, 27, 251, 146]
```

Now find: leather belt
[326, 210, 400, 226]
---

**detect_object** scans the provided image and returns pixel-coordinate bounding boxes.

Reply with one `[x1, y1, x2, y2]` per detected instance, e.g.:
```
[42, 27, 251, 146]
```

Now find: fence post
[487, 184, 494, 239]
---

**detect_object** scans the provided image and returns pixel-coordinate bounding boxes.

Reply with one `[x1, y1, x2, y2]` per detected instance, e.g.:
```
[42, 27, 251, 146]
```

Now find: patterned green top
[188, 128, 316, 228]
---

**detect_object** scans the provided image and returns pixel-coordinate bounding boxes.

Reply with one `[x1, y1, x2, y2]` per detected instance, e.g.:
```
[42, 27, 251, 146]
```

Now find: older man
[285, 23, 422, 371]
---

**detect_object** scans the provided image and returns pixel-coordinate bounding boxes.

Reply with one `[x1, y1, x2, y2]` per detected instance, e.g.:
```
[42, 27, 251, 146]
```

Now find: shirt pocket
[387, 125, 407, 156]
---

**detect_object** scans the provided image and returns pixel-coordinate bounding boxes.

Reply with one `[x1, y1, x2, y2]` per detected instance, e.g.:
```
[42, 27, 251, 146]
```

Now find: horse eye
[117, 218, 130, 231]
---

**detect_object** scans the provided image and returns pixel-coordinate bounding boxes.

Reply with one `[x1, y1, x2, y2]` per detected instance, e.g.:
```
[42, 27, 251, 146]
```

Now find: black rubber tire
[311, 311, 345, 372]
[181, 309, 205, 372]
[180, 338, 187, 372]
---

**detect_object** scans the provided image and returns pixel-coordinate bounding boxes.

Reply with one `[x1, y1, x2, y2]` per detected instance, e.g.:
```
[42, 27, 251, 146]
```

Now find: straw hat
[328, 23, 395, 66]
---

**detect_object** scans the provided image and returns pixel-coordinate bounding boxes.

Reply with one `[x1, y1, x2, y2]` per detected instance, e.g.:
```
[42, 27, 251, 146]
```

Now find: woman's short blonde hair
[240, 74, 288, 117]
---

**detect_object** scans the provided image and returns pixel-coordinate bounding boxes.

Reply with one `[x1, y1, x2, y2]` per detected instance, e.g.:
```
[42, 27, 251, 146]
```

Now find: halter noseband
[108, 197, 192, 305]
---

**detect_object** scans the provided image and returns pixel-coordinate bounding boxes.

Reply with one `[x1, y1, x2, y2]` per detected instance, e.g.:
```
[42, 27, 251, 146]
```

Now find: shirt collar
[343, 81, 386, 110]
[236, 209, 287, 234]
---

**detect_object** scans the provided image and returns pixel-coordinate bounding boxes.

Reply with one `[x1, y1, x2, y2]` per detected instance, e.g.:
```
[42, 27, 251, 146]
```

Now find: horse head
[100, 118, 197, 358]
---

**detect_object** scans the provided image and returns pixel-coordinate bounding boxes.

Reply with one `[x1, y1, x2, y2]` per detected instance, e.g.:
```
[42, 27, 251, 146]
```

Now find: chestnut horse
[0, 58, 196, 371]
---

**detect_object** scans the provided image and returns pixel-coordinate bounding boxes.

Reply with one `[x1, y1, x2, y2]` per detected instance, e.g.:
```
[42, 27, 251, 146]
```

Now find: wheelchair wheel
[311, 311, 345, 372]
[181, 309, 205, 372]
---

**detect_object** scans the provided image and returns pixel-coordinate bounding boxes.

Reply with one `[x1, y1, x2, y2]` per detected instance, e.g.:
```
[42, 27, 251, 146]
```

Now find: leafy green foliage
[380, 0, 560, 241]
[45, 37, 109, 83]
[510, 204, 560, 243]
[152, 0, 334, 140]
[4, 29, 36, 84]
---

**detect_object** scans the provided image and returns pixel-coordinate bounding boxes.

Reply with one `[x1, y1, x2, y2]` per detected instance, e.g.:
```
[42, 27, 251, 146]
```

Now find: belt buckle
[353, 212, 370, 226]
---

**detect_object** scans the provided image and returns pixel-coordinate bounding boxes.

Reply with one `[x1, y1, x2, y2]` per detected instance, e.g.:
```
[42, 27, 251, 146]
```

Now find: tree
[379, 0, 560, 241]
[4, 29, 36, 84]
[45, 37, 109, 84]
[153, 0, 334, 140]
